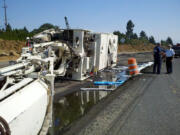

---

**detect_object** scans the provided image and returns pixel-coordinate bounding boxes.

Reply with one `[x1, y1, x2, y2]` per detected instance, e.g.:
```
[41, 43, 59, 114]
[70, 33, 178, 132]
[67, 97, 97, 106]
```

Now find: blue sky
[0, 0, 179, 43]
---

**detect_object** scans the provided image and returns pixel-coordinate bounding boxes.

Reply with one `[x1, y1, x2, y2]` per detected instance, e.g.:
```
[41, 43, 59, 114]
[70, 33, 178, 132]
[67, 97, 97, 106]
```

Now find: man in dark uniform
[153, 43, 162, 74]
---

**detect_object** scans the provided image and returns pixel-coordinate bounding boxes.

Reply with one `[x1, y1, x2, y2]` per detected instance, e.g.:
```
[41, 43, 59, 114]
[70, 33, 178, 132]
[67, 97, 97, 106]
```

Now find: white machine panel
[94, 33, 118, 70]
[73, 30, 85, 56]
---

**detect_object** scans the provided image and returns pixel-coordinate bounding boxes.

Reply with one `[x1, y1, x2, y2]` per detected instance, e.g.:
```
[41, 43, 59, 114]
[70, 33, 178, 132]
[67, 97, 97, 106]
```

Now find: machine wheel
[0, 116, 10, 135]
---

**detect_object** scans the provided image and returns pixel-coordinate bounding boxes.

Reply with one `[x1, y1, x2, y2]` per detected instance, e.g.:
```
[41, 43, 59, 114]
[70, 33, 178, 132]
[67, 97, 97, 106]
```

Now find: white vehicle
[0, 28, 118, 135]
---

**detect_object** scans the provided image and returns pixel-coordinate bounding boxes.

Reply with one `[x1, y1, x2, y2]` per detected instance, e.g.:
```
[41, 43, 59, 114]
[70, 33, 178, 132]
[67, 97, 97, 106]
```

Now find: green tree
[0, 23, 32, 41]
[113, 31, 121, 44]
[113, 31, 126, 44]
[139, 30, 148, 40]
[161, 40, 168, 46]
[23, 26, 29, 33]
[39, 23, 58, 30]
[166, 37, 173, 45]
[149, 36, 156, 44]
[6, 24, 12, 32]
[132, 33, 138, 39]
[0, 23, 61, 41]
[126, 20, 134, 39]
[31, 23, 59, 34]
[113, 31, 121, 36]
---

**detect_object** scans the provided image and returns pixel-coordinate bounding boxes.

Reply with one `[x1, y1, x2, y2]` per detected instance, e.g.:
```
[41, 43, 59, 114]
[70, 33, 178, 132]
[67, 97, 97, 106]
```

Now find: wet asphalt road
[71, 58, 180, 135]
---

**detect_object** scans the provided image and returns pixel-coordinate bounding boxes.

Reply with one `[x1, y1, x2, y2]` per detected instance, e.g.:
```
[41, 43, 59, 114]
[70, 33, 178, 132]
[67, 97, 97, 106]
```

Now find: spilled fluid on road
[53, 90, 111, 134]
[48, 62, 153, 134]
[50, 67, 129, 134]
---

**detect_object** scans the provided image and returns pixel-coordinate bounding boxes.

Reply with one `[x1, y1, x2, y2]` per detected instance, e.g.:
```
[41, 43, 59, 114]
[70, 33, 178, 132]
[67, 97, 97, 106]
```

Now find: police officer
[153, 43, 162, 74]
[165, 44, 175, 74]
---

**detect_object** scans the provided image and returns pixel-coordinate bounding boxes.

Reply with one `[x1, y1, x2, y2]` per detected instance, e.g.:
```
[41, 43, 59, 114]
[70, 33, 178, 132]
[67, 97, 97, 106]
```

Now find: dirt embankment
[0, 39, 25, 61]
[118, 44, 155, 53]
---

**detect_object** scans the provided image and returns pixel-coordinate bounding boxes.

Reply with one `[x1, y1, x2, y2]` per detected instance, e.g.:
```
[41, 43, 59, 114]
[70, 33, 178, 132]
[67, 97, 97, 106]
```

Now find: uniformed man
[153, 43, 162, 74]
[165, 44, 175, 74]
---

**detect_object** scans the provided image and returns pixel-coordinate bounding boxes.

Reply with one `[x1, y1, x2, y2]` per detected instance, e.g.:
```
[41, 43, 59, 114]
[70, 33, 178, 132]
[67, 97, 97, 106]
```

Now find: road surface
[107, 59, 180, 135]
[64, 58, 180, 135]
[0, 61, 8, 68]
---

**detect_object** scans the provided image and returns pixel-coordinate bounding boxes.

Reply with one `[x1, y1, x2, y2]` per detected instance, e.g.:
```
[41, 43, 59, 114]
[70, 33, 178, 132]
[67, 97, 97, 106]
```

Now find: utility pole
[3, 0, 8, 29]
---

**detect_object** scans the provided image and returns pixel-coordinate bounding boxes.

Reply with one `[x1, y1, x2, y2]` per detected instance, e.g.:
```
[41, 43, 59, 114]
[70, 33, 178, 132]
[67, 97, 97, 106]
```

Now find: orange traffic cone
[128, 58, 139, 75]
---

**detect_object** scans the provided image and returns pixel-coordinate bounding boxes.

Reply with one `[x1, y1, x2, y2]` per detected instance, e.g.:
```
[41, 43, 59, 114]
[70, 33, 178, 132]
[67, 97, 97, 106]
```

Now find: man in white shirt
[165, 44, 175, 74]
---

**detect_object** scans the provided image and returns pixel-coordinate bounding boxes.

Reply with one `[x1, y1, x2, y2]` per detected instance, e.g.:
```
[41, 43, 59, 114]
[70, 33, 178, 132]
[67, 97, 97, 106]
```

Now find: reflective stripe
[128, 64, 137, 66]
[129, 68, 139, 72]
[128, 65, 138, 70]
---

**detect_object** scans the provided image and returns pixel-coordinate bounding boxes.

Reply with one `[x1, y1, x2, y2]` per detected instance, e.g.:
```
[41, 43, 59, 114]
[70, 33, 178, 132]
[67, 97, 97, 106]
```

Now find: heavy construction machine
[0, 28, 118, 135]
